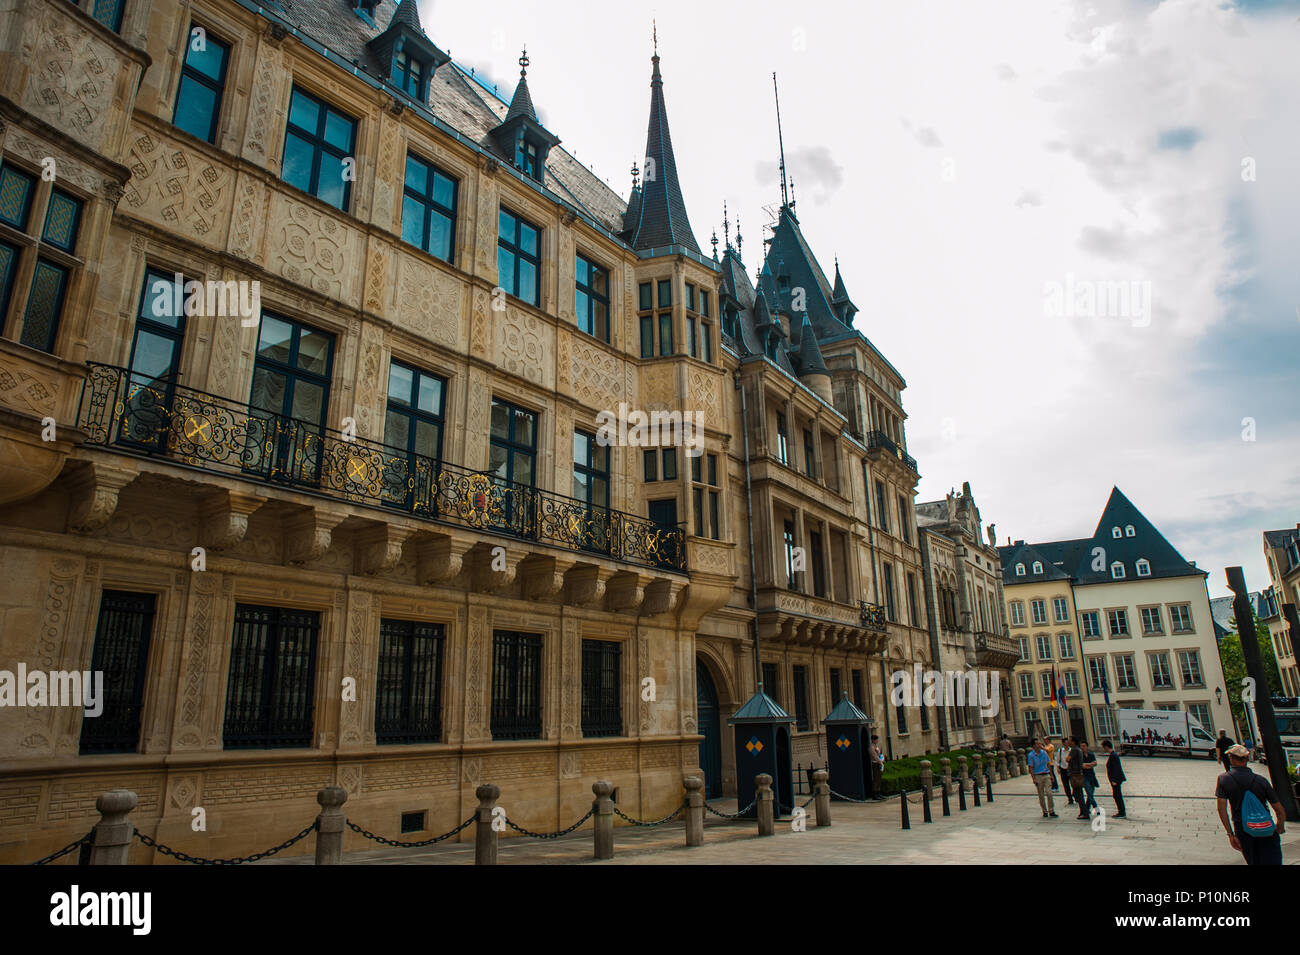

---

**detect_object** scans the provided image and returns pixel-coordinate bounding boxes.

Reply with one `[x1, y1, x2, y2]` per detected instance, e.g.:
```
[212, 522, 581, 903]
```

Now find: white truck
[1117, 709, 1217, 759]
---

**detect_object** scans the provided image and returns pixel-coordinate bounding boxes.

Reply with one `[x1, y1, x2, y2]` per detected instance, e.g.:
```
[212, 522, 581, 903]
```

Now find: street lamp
[1215, 687, 1223, 705]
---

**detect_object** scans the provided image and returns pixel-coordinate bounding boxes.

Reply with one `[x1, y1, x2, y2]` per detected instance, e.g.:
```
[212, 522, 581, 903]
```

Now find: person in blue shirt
[1026, 737, 1058, 818]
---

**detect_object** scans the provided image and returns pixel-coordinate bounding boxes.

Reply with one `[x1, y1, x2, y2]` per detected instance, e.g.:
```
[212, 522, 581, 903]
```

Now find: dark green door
[696, 659, 722, 798]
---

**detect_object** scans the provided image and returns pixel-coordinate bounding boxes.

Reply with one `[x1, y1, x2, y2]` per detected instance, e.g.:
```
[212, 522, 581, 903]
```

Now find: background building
[1000, 488, 1232, 746]
[1262, 526, 1300, 697]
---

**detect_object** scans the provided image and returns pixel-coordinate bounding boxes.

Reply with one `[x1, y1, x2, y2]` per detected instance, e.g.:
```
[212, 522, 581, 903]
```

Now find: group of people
[1024, 735, 1126, 820]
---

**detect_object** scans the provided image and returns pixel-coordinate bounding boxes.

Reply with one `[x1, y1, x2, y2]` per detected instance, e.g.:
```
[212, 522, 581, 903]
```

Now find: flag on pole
[1051, 665, 1061, 708]
[1101, 672, 1111, 707]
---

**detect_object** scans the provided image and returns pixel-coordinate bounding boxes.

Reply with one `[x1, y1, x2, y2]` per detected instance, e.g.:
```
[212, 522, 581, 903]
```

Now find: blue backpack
[1233, 775, 1276, 838]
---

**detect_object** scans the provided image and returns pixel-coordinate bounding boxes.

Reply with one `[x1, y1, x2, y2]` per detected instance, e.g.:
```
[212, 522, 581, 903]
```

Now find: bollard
[922, 786, 933, 823]
[90, 790, 137, 866]
[986, 773, 995, 803]
[957, 755, 969, 793]
[940, 757, 952, 796]
[899, 789, 910, 829]
[683, 776, 705, 847]
[972, 755, 983, 792]
[958, 780, 967, 811]
[812, 769, 831, 828]
[998, 752, 1009, 780]
[1019, 748, 1029, 776]
[941, 782, 951, 816]
[314, 786, 347, 865]
[592, 780, 615, 860]
[920, 759, 933, 796]
[475, 783, 500, 866]
[755, 774, 775, 837]
[972, 772, 981, 807]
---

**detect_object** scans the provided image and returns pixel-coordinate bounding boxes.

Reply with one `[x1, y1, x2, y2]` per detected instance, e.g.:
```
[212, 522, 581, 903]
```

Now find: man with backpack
[1215, 743, 1286, 865]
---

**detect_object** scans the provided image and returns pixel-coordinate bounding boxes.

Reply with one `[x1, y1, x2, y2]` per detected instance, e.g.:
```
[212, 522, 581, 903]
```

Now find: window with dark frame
[792, 665, 810, 731]
[393, 48, 426, 99]
[70, 0, 125, 32]
[851, 669, 864, 709]
[897, 494, 911, 543]
[690, 451, 720, 540]
[762, 661, 780, 703]
[875, 480, 889, 533]
[375, 619, 444, 744]
[489, 398, 538, 487]
[173, 26, 230, 144]
[581, 639, 622, 737]
[575, 254, 609, 342]
[497, 208, 540, 306]
[79, 591, 156, 754]
[491, 630, 542, 740]
[223, 604, 320, 749]
[784, 520, 798, 590]
[573, 429, 611, 554]
[882, 562, 896, 622]
[643, 449, 658, 482]
[282, 87, 356, 211]
[830, 668, 843, 703]
[907, 572, 920, 627]
[776, 413, 790, 466]
[809, 529, 826, 597]
[383, 359, 445, 509]
[249, 313, 334, 484]
[402, 153, 457, 263]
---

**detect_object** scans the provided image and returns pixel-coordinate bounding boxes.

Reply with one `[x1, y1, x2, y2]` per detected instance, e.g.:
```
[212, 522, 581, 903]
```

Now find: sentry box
[822, 693, 875, 801]
[729, 689, 795, 817]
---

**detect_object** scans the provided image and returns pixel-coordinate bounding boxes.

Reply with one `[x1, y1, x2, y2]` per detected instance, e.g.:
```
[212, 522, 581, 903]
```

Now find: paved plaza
[262, 755, 1298, 865]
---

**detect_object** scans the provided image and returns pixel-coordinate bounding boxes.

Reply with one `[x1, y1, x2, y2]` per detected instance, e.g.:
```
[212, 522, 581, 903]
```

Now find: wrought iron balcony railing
[77, 364, 686, 572]
[859, 601, 888, 631]
[865, 430, 918, 474]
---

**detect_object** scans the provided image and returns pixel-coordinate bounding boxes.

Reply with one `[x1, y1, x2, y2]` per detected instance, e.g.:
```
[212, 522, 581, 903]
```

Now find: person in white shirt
[1053, 736, 1074, 806]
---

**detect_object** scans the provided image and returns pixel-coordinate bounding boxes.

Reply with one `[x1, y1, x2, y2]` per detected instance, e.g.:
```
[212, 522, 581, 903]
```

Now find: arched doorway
[696, 659, 723, 798]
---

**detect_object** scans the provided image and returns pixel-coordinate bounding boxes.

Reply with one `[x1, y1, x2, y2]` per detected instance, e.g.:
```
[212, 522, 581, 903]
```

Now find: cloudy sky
[421, 0, 1299, 598]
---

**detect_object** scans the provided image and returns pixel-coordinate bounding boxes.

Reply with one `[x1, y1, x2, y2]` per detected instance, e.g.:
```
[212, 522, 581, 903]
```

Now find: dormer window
[1136, 559, 1150, 577]
[355, 1, 379, 26]
[1111, 526, 1121, 538]
[1032, 561, 1043, 574]
[1124, 524, 1136, 537]
[393, 48, 425, 98]
[1015, 563, 1025, 576]
[777, 274, 790, 293]
[1110, 561, 1125, 579]
[516, 138, 541, 180]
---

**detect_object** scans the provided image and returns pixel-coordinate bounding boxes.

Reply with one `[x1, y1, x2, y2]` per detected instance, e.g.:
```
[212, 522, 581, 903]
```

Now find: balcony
[975, 631, 1021, 669]
[865, 430, 918, 475]
[752, 589, 889, 652]
[76, 364, 686, 573]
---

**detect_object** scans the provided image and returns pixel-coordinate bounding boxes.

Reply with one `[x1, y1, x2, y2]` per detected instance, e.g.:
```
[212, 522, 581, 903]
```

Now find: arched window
[1032, 561, 1043, 574]
[1111, 526, 1122, 539]
[1110, 561, 1125, 579]
[1124, 524, 1136, 537]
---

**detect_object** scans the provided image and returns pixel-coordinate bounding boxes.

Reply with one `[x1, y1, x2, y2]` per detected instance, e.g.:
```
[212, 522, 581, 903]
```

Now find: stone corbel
[521, 556, 572, 601]
[641, 578, 684, 617]
[793, 618, 813, 645]
[66, 462, 138, 534]
[606, 571, 649, 613]
[565, 565, 611, 608]
[283, 506, 348, 565]
[414, 535, 475, 585]
[470, 544, 521, 593]
[199, 490, 266, 551]
[354, 523, 413, 576]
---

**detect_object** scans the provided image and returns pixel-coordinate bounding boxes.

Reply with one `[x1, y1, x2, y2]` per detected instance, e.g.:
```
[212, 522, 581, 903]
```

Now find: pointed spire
[722, 201, 731, 250]
[505, 46, 537, 122]
[830, 257, 857, 324]
[795, 313, 829, 378]
[626, 35, 701, 254]
[391, 0, 422, 30]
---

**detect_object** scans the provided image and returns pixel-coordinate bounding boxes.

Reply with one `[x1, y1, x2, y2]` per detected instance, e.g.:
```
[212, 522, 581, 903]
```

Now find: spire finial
[653, 19, 658, 55]
[723, 201, 730, 249]
[519, 46, 529, 77]
[711, 229, 718, 259]
[736, 216, 743, 256]
[773, 72, 789, 209]
[631, 160, 640, 190]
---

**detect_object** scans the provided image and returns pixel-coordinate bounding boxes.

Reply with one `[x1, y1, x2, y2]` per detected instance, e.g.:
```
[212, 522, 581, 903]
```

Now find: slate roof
[728, 690, 793, 723]
[823, 694, 872, 724]
[998, 541, 1073, 583]
[272, 0, 628, 235]
[1264, 526, 1300, 548]
[624, 53, 701, 254]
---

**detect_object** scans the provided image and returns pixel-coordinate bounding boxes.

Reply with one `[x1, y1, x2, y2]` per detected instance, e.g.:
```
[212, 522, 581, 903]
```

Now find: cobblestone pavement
[263, 755, 1298, 865]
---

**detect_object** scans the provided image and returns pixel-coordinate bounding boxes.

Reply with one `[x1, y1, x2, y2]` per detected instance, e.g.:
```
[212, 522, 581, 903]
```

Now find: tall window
[581, 639, 622, 737]
[691, 452, 720, 540]
[1170, 604, 1193, 632]
[896, 700, 908, 734]
[515, 138, 540, 179]
[1031, 599, 1047, 625]
[223, 605, 320, 748]
[658, 280, 673, 355]
[875, 480, 889, 534]
[1018, 672, 1035, 699]
[79, 591, 156, 754]
[573, 429, 610, 554]
[1035, 634, 1052, 661]
[1087, 656, 1108, 693]
[1040, 671, 1054, 699]
[762, 661, 780, 702]
[402, 153, 456, 262]
[1149, 652, 1174, 689]
[776, 413, 790, 466]
[1095, 707, 1118, 738]
[1053, 597, 1069, 622]
[375, 620, 444, 743]
[1017, 636, 1030, 662]
[882, 562, 896, 622]
[851, 669, 864, 709]
[1058, 632, 1074, 659]
[783, 520, 798, 590]
[1177, 650, 1204, 687]
[1187, 702, 1213, 734]
[491, 631, 542, 740]
[1140, 606, 1163, 634]
[575, 254, 609, 341]
[1114, 654, 1137, 691]
[1010, 601, 1025, 626]
[792, 665, 810, 731]
[249, 314, 334, 483]
[897, 495, 911, 544]
[282, 87, 356, 211]
[1107, 609, 1129, 637]
[809, 529, 826, 596]
[830, 668, 843, 703]
[1063, 670, 1080, 697]
[384, 360, 445, 509]
[803, 428, 816, 478]
[489, 398, 537, 487]
[637, 280, 672, 357]
[907, 573, 920, 627]
[497, 208, 540, 305]
[0, 164, 84, 353]
[1080, 611, 1101, 638]
[1046, 709, 1063, 736]
[173, 27, 230, 143]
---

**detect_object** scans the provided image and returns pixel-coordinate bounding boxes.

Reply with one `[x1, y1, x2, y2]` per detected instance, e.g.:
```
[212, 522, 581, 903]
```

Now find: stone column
[957, 755, 969, 793]
[683, 776, 704, 847]
[998, 752, 1009, 780]
[940, 757, 952, 795]
[756, 774, 775, 837]
[920, 759, 933, 795]
[812, 769, 831, 828]
[972, 755, 983, 790]
[592, 781, 615, 860]
[475, 783, 500, 866]
[90, 790, 137, 866]
[314, 786, 347, 865]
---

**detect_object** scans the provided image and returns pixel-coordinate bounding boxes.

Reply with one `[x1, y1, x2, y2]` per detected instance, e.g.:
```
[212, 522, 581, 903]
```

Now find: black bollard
[972, 778, 980, 807]
[958, 783, 967, 811]
[986, 775, 994, 803]
[900, 789, 910, 830]
[941, 784, 951, 817]
[922, 786, 933, 823]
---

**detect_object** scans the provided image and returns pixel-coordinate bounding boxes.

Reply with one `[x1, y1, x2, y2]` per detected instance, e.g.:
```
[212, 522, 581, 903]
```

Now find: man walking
[1102, 739, 1126, 818]
[1045, 737, 1059, 791]
[1055, 735, 1073, 803]
[868, 734, 885, 800]
[1215, 744, 1286, 865]
[1027, 738, 1058, 818]
[1077, 740, 1100, 819]
[1215, 730, 1235, 773]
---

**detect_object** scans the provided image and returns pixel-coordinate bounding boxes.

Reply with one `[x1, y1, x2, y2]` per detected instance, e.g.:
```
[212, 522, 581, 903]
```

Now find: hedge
[877, 748, 988, 795]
